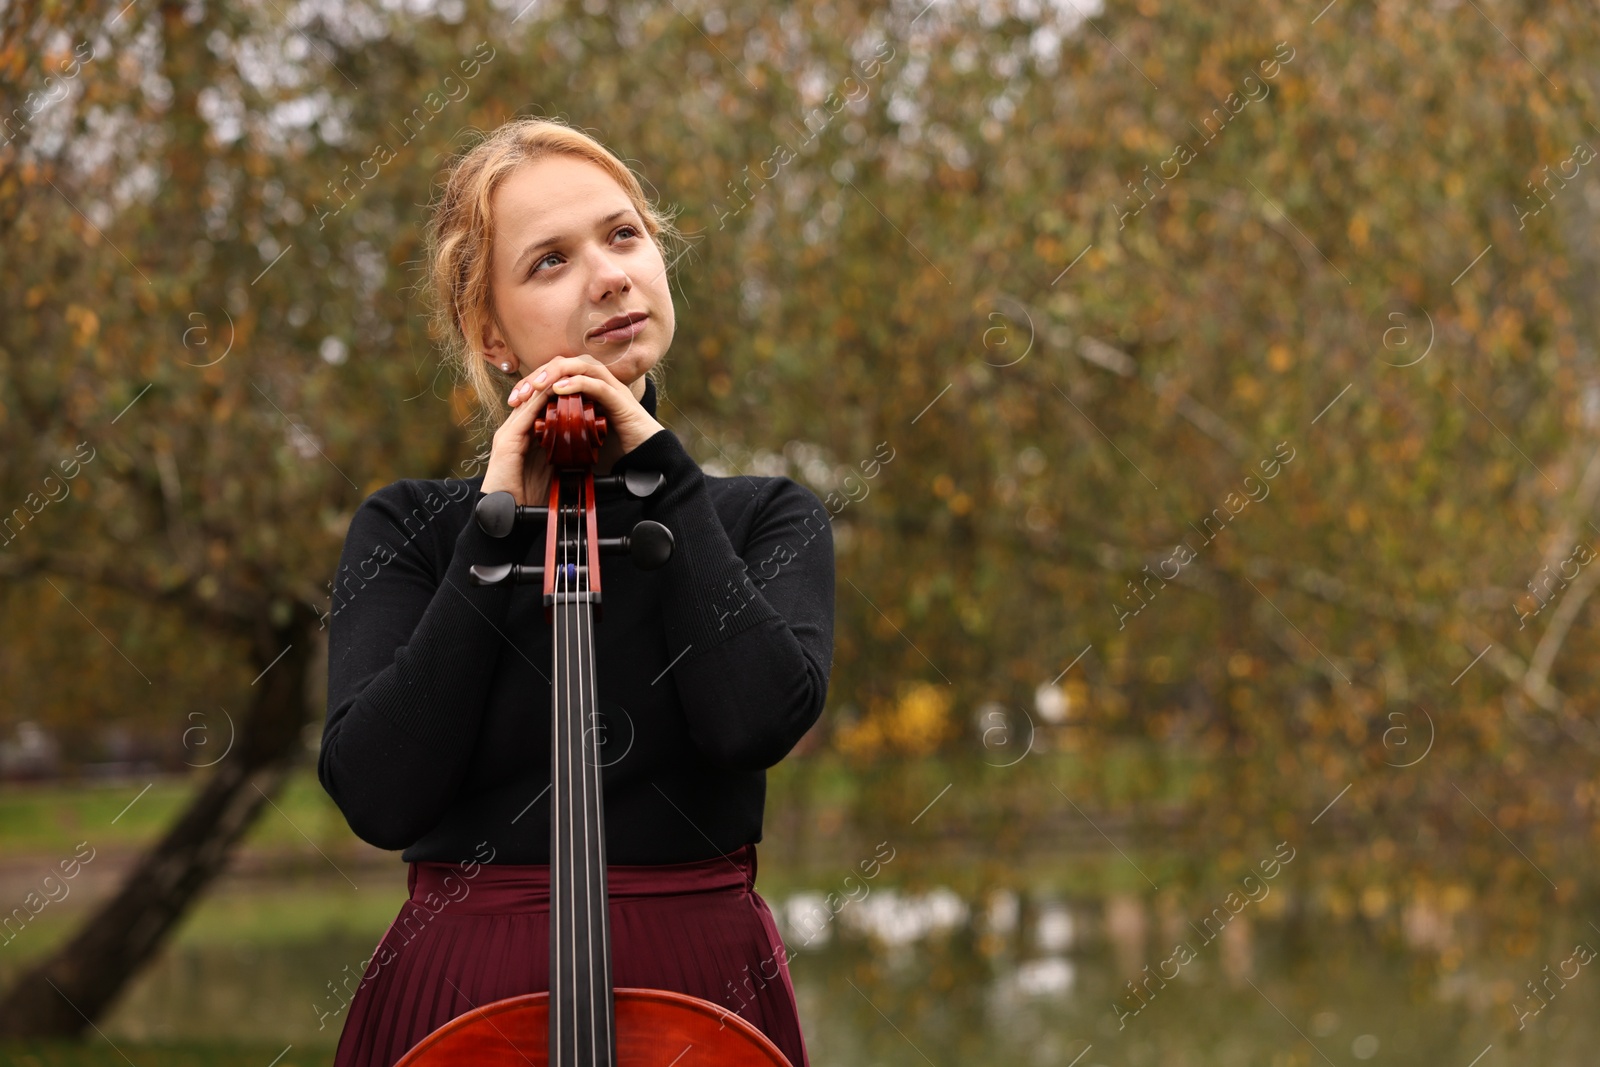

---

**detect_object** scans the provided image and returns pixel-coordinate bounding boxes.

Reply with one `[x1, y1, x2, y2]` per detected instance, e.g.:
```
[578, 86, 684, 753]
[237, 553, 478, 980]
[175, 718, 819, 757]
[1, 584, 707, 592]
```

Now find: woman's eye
[529, 228, 638, 277]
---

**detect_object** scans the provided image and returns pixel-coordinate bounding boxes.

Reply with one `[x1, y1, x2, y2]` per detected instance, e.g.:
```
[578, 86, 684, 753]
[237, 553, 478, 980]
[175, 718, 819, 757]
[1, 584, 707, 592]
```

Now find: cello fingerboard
[550, 483, 617, 1067]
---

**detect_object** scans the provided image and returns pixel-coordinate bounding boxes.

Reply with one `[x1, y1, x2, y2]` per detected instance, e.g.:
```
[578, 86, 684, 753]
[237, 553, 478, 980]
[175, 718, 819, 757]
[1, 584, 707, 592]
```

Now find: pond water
[18, 845, 1592, 1067]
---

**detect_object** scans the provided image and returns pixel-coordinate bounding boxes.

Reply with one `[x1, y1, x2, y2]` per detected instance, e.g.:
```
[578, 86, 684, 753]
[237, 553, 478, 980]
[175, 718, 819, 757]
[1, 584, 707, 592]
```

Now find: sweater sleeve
[612, 428, 835, 771]
[319, 479, 541, 850]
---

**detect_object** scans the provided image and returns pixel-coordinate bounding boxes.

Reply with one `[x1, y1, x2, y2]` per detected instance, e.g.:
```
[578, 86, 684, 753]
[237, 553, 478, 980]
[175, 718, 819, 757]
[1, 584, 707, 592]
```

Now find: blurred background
[2, 0, 1599, 1063]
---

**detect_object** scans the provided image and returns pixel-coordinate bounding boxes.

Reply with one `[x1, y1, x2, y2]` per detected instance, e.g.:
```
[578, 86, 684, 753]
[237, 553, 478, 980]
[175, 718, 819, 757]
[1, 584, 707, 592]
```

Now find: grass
[0, 740, 1198, 855]
[0, 742, 1208, 914]
[0, 745, 1294, 1063]
[0, 773, 363, 857]
[0, 754, 873, 856]
[0, 1043, 324, 1067]
[165, 876, 407, 949]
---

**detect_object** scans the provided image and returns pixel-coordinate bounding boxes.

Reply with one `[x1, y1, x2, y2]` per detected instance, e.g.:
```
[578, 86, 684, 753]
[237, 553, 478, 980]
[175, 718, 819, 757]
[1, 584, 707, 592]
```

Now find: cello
[394, 390, 796, 1067]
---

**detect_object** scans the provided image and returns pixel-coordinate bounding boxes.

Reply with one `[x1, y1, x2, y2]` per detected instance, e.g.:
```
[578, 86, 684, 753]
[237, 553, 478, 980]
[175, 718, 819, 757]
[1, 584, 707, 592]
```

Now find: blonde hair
[423, 117, 684, 437]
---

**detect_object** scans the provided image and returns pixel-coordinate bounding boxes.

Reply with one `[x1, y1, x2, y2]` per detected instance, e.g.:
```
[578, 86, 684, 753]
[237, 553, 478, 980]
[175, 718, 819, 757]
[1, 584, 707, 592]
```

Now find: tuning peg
[475, 491, 550, 538]
[468, 562, 546, 587]
[594, 520, 673, 570]
[593, 470, 666, 498]
[630, 520, 674, 570]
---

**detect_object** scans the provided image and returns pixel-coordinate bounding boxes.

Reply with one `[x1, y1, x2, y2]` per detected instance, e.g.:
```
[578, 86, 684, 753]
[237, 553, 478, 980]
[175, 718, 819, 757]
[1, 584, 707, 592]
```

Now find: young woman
[319, 117, 834, 1067]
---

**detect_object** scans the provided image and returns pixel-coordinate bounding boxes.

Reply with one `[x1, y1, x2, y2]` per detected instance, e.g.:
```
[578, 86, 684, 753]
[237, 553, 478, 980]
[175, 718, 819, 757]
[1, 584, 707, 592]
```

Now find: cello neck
[549, 469, 616, 1067]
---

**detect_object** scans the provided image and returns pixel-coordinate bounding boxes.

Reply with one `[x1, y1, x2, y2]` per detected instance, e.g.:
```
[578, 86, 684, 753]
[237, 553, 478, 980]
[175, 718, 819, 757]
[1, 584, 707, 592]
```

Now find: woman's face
[481, 155, 675, 395]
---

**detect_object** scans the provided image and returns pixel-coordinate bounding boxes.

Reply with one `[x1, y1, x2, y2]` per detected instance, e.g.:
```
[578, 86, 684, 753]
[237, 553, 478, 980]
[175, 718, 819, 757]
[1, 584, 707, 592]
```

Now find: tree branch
[0, 551, 261, 630]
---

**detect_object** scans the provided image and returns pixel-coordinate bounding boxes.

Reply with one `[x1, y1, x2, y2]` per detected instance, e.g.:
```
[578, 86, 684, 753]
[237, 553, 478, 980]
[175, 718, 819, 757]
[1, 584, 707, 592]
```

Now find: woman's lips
[591, 315, 647, 344]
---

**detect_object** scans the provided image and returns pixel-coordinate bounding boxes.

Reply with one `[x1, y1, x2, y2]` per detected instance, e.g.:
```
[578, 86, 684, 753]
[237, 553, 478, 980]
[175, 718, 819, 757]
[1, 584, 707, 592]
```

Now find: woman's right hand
[480, 374, 554, 506]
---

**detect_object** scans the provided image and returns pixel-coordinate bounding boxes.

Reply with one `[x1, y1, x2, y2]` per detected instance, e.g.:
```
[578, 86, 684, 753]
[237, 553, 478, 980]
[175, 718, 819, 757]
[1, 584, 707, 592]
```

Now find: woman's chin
[585, 346, 659, 385]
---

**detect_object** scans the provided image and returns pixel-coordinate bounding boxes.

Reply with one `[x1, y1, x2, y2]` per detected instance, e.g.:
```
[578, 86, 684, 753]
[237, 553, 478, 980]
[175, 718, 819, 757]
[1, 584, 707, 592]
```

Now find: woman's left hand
[507, 354, 665, 454]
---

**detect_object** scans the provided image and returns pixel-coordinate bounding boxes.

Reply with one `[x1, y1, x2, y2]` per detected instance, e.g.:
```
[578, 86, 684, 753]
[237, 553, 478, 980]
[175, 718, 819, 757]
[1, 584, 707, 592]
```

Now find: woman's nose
[587, 251, 631, 299]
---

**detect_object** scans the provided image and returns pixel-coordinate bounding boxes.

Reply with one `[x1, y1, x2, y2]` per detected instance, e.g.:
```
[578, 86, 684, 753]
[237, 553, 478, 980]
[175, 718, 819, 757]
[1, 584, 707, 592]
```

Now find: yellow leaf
[1347, 214, 1369, 249]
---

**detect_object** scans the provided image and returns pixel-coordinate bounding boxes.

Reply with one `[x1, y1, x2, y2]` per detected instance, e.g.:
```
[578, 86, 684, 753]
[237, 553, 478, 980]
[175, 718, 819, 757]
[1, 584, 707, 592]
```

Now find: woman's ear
[480, 316, 516, 373]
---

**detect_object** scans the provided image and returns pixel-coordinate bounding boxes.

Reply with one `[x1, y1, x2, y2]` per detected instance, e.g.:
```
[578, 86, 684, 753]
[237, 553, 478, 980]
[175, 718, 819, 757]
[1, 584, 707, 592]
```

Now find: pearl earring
[500, 361, 513, 372]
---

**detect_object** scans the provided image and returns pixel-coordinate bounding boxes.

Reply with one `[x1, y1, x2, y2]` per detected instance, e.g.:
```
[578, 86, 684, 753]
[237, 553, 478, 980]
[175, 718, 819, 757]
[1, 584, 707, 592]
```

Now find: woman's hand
[509, 354, 664, 454]
[481, 355, 664, 506]
[480, 379, 554, 506]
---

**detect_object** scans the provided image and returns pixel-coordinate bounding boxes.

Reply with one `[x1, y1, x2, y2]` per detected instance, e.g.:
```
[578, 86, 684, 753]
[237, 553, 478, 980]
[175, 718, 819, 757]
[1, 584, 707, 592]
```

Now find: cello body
[394, 391, 796, 1067]
[395, 988, 794, 1065]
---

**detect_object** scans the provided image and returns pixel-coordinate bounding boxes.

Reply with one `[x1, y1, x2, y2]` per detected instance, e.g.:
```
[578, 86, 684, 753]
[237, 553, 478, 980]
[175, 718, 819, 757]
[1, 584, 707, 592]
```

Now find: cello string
[589, 475, 602, 1061]
[588, 471, 610, 1060]
[587, 477, 614, 1055]
[581, 463, 606, 1062]
[582, 470, 604, 1067]
[579, 470, 598, 1062]
[553, 470, 566, 1062]
[553, 469, 566, 1062]
[573, 464, 596, 1064]
[563, 471, 579, 1061]
[552, 414, 619, 1064]
[578, 470, 597, 1066]
[567, 473, 580, 1059]
[579, 463, 592, 1062]
[563, 469, 578, 1060]
[570, 467, 586, 1063]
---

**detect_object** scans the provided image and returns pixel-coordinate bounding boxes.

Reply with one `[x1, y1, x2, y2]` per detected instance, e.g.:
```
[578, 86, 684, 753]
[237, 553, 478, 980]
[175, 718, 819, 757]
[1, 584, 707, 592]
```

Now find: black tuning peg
[593, 470, 666, 498]
[474, 491, 549, 538]
[629, 520, 674, 570]
[596, 520, 674, 570]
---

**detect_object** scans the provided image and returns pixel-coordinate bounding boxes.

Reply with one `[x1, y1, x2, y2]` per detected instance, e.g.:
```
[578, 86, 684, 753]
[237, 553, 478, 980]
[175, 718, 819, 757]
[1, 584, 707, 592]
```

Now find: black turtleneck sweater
[318, 378, 835, 865]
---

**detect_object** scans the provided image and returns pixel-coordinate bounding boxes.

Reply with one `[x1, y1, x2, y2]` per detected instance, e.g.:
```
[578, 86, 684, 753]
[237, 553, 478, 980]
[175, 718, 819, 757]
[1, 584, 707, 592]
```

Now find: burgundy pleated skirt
[329, 844, 808, 1067]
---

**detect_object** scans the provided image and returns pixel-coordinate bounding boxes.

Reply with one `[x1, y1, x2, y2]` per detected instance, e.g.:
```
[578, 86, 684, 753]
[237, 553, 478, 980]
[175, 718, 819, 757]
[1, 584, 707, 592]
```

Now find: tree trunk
[0, 604, 319, 1036]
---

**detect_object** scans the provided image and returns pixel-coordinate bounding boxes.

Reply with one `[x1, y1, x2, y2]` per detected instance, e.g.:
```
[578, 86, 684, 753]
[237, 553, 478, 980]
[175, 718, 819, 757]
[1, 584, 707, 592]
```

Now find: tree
[3, 0, 1598, 1033]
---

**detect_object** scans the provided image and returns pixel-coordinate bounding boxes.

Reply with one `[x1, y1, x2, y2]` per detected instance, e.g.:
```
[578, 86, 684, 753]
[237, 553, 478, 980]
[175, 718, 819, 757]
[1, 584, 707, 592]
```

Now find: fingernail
[533, 371, 547, 384]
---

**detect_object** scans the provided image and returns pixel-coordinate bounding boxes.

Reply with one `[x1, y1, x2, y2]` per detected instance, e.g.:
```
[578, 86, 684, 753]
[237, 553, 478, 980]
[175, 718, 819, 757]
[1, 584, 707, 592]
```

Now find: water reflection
[4, 862, 1596, 1065]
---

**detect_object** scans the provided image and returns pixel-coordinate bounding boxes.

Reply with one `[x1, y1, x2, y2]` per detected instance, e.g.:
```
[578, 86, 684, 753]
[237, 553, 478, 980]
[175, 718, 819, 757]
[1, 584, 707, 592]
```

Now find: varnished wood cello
[395, 391, 795, 1067]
